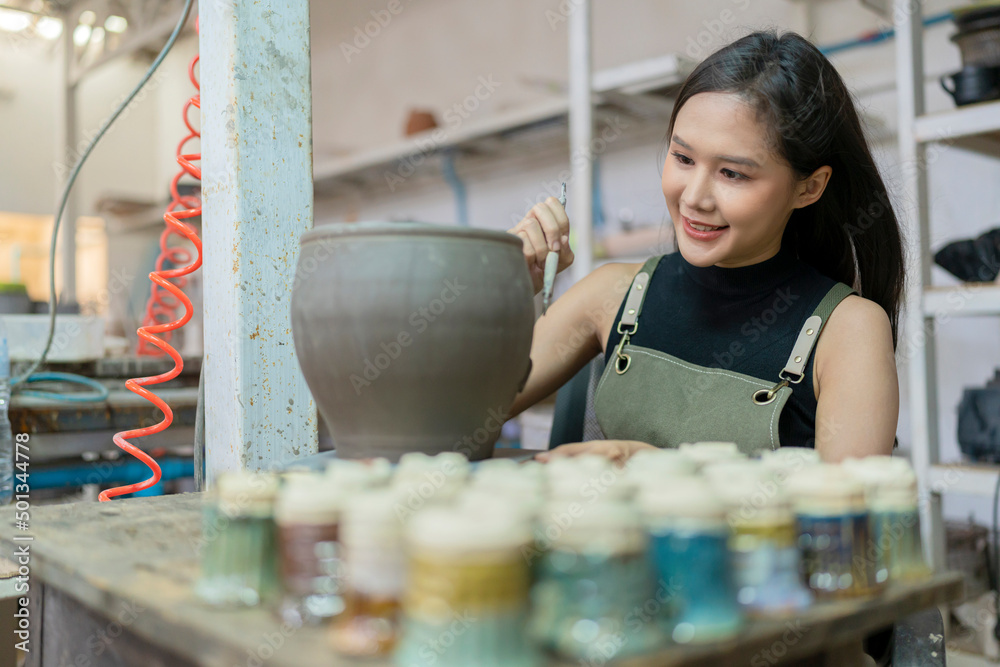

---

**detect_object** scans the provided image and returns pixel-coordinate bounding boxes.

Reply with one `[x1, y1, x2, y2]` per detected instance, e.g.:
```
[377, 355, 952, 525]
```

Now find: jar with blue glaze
[530, 499, 662, 661]
[638, 478, 743, 644]
[787, 465, 882, 600]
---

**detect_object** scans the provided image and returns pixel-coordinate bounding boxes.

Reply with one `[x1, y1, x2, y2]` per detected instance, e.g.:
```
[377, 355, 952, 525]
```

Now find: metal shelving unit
[895, 0, 1000, 571]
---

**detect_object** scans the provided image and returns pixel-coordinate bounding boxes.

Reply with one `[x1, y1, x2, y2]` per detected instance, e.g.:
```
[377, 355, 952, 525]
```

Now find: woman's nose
[680, 168, 714, 213]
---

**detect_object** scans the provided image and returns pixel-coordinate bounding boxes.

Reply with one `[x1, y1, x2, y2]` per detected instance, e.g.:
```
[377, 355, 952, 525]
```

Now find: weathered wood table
[0, 493, 963, 667]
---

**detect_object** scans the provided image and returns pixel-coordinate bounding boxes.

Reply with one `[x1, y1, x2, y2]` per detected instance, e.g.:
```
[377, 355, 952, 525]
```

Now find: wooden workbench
[0, 493, 963, 667]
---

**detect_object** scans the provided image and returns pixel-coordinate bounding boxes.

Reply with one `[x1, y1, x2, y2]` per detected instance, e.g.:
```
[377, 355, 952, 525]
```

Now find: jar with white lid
[841, 457, 929, 583]
[678, 441, 746, 470]
[396, 505, 538, 667]
[786, 465, 882, 599]
[545, 456, 632, 503]
[713, 477, 812, 617]
[274, 474, 346, 626]
[638, 478, 743, 644]
[530, 499, 662, 661]
[330, 488, 406, 657]
[196, 471, 280, 607]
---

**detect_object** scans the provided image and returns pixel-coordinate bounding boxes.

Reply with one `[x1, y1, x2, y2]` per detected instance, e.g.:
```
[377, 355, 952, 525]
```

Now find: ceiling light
[72, 23, 91, 46]
[78, 10, 96, 26]
[91, 26, 104, 43]
[0, 9, 31, 32]
[36, 17, 62, 40]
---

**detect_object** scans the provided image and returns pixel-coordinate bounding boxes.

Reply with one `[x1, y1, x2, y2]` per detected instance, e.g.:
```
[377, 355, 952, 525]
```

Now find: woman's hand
[508, 197, 574, 294]
[534, 440, 657, 466]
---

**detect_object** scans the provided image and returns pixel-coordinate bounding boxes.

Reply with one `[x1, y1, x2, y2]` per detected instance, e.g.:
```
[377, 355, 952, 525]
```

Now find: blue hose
[820, 12, 953, 56]
[13, 371, 109, 403]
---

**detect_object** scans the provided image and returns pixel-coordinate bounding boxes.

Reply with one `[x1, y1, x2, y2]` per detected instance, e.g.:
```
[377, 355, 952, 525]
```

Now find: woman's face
[662, 92, 802, 268]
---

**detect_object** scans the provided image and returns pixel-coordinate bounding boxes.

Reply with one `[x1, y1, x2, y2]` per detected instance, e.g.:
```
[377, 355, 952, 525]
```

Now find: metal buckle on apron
[614, 321, 637, 375]
[752, 370, 803, 405]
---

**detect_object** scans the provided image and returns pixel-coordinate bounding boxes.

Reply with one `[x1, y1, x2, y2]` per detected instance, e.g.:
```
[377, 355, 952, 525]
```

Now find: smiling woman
[508, 30, 904, 464]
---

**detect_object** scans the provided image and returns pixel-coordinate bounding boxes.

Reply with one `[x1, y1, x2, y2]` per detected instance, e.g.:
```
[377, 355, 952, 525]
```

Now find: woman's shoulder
[814, 294, 894, 389]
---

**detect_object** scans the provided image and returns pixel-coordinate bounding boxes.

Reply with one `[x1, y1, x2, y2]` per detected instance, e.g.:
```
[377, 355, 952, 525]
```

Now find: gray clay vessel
[291, 222, 535, 461]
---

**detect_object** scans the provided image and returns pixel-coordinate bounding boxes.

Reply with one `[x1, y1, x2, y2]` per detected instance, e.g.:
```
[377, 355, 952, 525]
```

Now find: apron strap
[619, 255, 662, 331]
[780, 282, 857, 383]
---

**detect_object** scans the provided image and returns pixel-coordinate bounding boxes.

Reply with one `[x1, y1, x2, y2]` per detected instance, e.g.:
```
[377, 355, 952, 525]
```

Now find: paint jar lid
[544, 454, 612, 476]
[702, 459, 771, 486]
[759, 448, 823, 485]
[325, 459, 388, 491]
[637, 478, 727, 524]
[393, 452, 469, 502]
[407, 504, 531, 554]
[397, 451, 470, 482]
[547, 463, 631, 502]
[629, 449, 698, 474]
[457, 487, 541, 523]
[785, 465, 865, 515]
[275, 475, 344, 525]
[215, 471, 279, 515]
[840, 457, 918, 509]
[537, 499, 645, 553]
[340, 488, 405, 546]
[471, 466, 544, 498]
[678, 442, 745, 469]
[713, 476, 794, 525]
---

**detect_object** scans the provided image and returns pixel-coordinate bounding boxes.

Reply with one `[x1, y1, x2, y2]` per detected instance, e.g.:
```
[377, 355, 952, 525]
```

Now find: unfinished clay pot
[291, 222, 535, 461]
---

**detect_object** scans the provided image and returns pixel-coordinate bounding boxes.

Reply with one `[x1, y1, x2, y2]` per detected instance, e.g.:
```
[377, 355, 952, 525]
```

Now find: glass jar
[330, 488, 407, 657]
[787, 465, 882, 599]
[713, 475, 812, 617]
[275, 474, 345, 626]
[531, 499, 662, 661]
[638, 478, 743, 644]
[842, 457, 930, 583]
[196, 471, 280, 607]
[397, 505, 538, 667]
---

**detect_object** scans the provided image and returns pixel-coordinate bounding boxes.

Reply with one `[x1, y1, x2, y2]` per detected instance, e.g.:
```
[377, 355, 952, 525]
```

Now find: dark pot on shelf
[941, 64, 1000, 106]
[290, 222, 535, 462]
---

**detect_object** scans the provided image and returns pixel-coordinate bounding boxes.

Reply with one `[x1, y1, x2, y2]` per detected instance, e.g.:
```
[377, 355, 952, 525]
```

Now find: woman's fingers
[533, 198, 567, 252]
[533, 442, 594, 461]
[518, 221, 549, 270]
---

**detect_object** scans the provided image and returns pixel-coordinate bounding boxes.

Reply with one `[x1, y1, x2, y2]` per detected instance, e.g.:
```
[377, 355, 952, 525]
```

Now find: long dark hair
[668, 30, 905, 348]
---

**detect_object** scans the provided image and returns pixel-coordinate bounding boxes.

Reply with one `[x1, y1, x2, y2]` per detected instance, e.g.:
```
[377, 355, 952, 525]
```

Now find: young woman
[507, 30, 904, 465]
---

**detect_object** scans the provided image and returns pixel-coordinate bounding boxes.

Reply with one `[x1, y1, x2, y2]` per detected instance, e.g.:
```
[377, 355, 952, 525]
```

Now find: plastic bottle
[0, 318, 13, 505]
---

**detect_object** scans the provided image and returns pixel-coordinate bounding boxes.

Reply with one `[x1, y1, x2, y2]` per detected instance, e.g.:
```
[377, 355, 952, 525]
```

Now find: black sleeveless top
[604, 243, 839, 448]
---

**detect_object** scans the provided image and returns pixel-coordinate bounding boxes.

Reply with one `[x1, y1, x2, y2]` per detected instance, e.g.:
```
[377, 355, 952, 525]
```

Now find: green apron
[593, 255, 856, 455]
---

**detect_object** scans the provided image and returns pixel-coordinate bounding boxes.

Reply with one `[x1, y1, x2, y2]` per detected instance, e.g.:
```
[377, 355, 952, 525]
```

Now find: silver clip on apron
[594, 255, 856, 455]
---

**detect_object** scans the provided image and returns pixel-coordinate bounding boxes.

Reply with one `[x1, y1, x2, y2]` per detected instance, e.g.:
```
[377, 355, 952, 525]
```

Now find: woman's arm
[812, 295, 899, 462]
[507, 261, 643, 418]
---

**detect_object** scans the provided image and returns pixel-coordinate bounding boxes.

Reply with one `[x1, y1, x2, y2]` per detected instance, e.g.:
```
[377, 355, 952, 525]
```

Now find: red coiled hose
[101, 43, 202, 501]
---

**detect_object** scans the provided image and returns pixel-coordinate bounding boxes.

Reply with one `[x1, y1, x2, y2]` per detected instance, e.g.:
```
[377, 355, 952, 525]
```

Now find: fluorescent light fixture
[104, 15, 127, 33]
[36, 16, 62, 40]
[72, 23, 91, 46]
[0, 9, 31, 32]
[78, 10, 96, 26]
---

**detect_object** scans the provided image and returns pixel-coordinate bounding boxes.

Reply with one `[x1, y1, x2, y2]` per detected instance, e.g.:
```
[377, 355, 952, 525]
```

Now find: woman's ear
[794, 165, 833, 209]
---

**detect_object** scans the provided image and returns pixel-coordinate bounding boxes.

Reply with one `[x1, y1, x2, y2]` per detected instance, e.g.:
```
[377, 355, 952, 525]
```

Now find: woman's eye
[671, 152, 693, 165]
[721, 168, 747, 181]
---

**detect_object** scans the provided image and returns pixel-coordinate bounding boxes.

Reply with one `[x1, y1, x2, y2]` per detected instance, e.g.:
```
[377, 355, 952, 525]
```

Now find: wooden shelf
[928, 463, 1000, 498]
[914, 99, 1000, 144]
[312, 54, 693, 193]
[923, 284, 1000, 317]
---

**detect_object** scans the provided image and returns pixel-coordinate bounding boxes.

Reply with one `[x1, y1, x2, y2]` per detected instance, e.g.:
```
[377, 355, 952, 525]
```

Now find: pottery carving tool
[541, 182, 566, 315]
